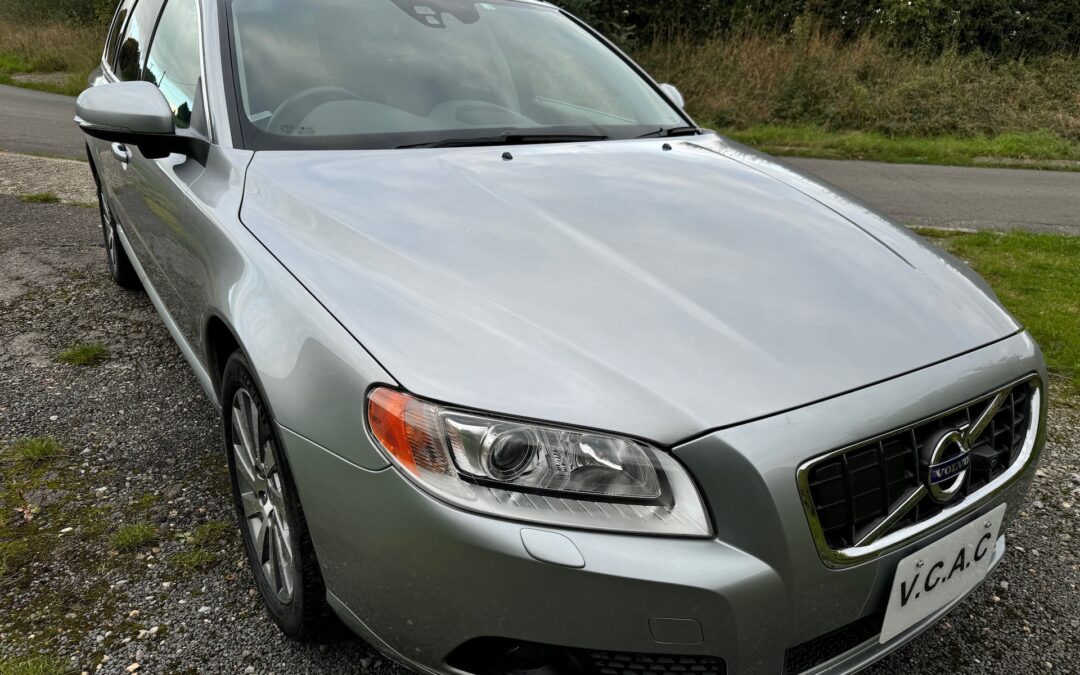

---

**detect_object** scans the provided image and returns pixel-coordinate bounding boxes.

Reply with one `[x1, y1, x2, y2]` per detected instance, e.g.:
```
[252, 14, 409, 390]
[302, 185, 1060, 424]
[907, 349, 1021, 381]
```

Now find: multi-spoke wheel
[221, 351, 342, 641]
[231, 387, 297, 604]
[95, 180, 141, 290]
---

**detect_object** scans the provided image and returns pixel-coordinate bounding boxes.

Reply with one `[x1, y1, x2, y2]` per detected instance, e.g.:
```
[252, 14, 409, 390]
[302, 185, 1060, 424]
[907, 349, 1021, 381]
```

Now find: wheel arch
[205, 313, 242, 401]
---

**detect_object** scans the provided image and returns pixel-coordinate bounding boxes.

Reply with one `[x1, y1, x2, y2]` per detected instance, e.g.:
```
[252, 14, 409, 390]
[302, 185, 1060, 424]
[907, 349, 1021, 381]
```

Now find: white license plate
[879, 503, 1006, 644]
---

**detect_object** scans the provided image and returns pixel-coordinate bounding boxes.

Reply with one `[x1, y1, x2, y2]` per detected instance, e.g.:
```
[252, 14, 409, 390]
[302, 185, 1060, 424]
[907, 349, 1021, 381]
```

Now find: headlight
[366, 388, 710, 536]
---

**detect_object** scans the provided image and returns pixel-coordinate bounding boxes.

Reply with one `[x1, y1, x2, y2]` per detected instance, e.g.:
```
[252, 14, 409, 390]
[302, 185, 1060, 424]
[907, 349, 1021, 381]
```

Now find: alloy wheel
[231, 387, 296, 604]
[98, 187, 117, 274]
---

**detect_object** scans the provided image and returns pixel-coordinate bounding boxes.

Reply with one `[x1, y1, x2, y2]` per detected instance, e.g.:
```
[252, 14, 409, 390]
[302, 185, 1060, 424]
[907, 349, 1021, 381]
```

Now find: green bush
[560, 0, 1080, 57]
[0, 0, 115, 24]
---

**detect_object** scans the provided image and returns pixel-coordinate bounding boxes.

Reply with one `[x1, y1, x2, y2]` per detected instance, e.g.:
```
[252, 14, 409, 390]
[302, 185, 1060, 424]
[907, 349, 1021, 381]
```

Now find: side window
[143, 0, 201, 130]
[104, 0, 135, 68]
[115, 0, 165, 81]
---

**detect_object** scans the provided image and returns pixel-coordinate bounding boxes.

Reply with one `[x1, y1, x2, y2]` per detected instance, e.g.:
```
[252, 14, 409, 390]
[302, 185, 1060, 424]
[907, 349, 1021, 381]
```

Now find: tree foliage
[0, 0, 115, 24]
[3, 0, 1079, 58]
[562, 0, 1080, 57]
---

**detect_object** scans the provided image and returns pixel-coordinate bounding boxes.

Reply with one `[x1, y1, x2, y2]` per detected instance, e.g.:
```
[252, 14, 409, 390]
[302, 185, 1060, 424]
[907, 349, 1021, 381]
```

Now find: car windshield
[226, 0, 689, 150]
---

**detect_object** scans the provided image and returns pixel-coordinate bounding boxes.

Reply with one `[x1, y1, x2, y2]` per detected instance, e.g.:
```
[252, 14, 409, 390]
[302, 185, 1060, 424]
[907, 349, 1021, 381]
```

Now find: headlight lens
[367, 388, 710, 536]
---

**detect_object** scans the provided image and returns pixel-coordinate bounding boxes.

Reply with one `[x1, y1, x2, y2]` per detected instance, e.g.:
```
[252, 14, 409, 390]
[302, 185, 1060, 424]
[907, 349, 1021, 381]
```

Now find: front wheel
[221, 352, 342, 641]
[96, 184, 141, 290]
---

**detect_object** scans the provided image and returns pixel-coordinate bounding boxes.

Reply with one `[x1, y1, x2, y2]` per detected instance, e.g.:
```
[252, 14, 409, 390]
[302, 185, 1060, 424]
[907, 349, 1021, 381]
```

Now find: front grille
[802, 378, 1036, 552]
[782, 612, 884, 675]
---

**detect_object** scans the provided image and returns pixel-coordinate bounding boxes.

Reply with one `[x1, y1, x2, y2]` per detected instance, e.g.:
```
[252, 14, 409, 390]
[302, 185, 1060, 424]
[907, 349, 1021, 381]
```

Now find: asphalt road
[787, 157, 1080, 236]
[0, 84, 86, 161]
[2, 82, 1079, 235]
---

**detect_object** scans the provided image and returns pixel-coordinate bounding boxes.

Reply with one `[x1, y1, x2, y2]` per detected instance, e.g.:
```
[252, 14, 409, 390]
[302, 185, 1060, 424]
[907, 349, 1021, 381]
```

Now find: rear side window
[143, 0, 201, 129]
[104, 0, 136, 68]
[115, 0, 166, 81]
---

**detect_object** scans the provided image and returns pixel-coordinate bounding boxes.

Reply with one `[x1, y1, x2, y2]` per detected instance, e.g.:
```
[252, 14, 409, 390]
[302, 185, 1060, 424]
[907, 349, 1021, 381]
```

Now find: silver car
[76, 0, 1047, 673]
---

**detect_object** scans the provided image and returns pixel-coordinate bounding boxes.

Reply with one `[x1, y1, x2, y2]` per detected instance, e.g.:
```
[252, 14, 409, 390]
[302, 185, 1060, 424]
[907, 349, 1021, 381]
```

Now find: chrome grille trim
[797, 373, 1042, 568]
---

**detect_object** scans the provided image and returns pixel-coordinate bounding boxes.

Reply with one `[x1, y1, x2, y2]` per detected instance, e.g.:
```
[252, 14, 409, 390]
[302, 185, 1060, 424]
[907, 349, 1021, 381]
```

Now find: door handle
[111, 143, 132, 164]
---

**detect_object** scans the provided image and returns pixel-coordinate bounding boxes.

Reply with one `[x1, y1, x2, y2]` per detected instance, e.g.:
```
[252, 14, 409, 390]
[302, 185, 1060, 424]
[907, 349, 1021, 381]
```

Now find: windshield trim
[219, 0, 696, 152]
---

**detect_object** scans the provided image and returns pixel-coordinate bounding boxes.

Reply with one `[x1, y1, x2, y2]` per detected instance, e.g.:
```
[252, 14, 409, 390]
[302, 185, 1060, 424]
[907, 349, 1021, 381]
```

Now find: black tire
[95, 178, 142, 290]
[221, 351, 343, 641]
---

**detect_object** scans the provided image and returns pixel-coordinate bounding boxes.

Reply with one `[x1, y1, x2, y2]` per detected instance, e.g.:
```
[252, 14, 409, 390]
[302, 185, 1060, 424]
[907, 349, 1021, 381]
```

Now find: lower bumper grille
[446, 638, 726, 675]
[783, 612, 885, 675]
[588, 652, 724, 675]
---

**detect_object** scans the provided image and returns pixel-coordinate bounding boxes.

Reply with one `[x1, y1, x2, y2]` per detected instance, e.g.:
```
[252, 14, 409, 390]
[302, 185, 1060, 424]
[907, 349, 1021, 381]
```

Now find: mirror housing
[75, 81, 208, 162]
[659, 83, 685, 110]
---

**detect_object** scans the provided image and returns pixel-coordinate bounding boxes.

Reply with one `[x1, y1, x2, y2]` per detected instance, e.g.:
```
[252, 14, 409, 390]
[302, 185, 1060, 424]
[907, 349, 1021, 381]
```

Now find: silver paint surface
[241, 134, 1019, 444]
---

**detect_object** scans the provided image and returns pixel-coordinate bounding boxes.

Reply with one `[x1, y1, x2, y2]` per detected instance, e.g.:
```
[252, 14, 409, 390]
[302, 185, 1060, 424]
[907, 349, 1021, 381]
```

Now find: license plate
[879, 503, 1006, 644]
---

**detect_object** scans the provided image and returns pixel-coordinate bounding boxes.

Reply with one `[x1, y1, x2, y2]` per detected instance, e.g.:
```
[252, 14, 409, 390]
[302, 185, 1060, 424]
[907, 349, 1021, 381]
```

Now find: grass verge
[723, 126, 1080, 169]
[0, 20, 101, 97]
[917, 228, 1080, 394]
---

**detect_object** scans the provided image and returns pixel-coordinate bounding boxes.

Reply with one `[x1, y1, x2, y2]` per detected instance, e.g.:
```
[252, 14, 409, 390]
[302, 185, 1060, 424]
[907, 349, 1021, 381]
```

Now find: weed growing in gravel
[170, 549, 218, 570]
[110, 523, 158, 552]
[7, 437, 62, 463]
[0, 655, 67, 675]
[169, 521, 233, 572]
[17, 192, 59, 204]
[189, 520, 233, 548]
[130, 492, 161, 511]
[56, 342, 107, 366]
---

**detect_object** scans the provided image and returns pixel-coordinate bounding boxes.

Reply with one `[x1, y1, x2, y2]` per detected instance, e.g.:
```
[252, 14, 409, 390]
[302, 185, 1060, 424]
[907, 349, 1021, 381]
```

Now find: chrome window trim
[100, 0, 129, 81]
[796, 373, 1042, 568]
[194, 0, 215, 143]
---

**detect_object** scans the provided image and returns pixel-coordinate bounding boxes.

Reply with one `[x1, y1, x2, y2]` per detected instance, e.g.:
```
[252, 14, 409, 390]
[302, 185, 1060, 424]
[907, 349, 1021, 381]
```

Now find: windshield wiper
[636, 126, 701, 139]
[398, 133, 609, 149]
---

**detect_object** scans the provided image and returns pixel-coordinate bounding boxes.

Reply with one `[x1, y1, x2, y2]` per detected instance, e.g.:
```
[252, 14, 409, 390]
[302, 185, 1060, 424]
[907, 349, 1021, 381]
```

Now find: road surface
[787, 157, 1080, 236]
[0, 83, 86, 161]
[1, 82, 1077, 235]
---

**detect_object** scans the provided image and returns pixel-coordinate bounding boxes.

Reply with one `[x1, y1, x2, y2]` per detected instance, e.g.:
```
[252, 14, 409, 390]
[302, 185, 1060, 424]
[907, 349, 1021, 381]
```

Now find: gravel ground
[0, 193, 405, 675]
[0, 155, 1077, 674]
[0, 152, 95, 206]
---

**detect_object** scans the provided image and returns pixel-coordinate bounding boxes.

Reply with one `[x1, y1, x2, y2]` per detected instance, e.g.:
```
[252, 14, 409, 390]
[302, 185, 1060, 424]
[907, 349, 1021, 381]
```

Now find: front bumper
[282, 331, 1046, 675]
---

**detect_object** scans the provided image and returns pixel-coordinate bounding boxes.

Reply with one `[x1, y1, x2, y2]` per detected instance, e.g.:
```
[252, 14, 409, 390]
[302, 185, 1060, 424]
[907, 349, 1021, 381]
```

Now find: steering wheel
[267, 86, 364, 135]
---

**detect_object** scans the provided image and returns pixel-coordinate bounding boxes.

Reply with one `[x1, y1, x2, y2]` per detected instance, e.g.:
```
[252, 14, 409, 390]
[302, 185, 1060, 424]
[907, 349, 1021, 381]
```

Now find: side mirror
[659, 83, 685, 110]
[75, 81, 207, 162]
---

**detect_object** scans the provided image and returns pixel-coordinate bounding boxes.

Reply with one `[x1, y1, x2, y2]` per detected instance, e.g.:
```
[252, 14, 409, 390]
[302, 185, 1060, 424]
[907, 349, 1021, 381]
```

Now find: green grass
[724, 126, 1080, 168]
[917, 228, 1080, 393]
[188, 521, 232, 548]
[167, 521, 232, 572]
[110, 523, 158, 552]
[170, 549, 217, 570]
[6, 437, 62, 463]
[0, 656, 68, 675]
[0, 20, 102, 97]
[56, 343, 107, 366]
[0, 52, 29, 73]
[18, 192, 60, 204]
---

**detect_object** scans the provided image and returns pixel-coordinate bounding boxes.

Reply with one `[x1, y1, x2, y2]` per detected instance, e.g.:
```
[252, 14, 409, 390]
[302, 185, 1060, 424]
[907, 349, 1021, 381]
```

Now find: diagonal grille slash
[797, 375, 1040, 566]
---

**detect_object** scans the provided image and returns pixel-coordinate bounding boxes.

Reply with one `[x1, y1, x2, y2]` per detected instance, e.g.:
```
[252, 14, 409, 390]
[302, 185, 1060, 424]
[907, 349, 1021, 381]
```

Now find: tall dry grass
[0, 20, 104, 94]
[637, 28, 1080, 140]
